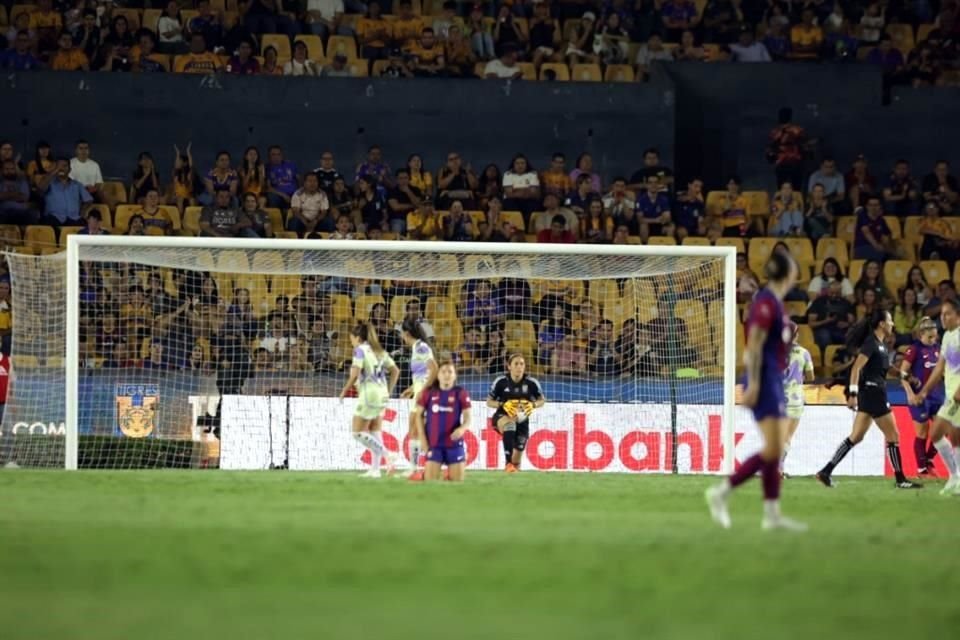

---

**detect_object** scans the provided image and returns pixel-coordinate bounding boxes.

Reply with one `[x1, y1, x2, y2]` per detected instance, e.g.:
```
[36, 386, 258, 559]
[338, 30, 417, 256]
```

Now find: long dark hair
[351, 321, 384, 355]
[34, 141, 51, 175]
[845, 308, 889, 351]
[819, 257, 844, 281]
[763, 250, 795, 283]
[401, 315, 428, 342]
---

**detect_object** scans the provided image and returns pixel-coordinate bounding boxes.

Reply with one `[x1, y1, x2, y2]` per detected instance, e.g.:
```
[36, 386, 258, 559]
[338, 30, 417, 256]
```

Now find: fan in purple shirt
[413, 359, 472, 482]
[901, 318, 945, 474]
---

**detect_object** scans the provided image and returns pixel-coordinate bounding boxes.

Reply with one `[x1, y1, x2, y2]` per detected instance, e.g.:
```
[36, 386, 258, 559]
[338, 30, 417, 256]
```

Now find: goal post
[7, 236, 738, 473]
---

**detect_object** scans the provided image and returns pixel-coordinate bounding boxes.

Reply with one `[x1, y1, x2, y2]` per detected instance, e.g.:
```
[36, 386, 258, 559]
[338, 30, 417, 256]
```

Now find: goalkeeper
[486, 353, 546, 473]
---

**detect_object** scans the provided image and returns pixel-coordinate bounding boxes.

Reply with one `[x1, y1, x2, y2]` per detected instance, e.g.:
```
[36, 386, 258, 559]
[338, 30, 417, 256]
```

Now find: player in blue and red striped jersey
[901, 317, 945, 475]
[413, 359, 472, 482]
[706, 251, 807, 531]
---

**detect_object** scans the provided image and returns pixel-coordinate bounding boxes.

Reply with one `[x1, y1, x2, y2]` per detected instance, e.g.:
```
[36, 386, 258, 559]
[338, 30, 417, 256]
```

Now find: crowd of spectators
[0, 0, 958, 84]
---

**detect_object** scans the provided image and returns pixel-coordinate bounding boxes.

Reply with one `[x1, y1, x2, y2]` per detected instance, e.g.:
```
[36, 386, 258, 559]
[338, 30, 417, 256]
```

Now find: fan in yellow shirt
[407, 200, 441, 240]
[50, 31, 90, 71]
[174, 33, 224, 74]
[392, 0, 424, 49]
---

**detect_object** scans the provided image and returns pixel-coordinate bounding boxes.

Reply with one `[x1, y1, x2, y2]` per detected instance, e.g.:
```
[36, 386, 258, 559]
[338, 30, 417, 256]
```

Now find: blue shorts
[752, 383, 786, 422]
[426, 443, 466, 465]
[909, 399, 943, 423]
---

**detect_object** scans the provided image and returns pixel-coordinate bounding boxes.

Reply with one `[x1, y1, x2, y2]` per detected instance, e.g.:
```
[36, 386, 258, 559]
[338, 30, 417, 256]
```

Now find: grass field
[1, 470, 957, 640]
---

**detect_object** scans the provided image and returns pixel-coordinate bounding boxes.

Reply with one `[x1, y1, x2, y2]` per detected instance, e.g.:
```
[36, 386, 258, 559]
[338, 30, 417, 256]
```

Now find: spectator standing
[502, 154, 541, 224]
[200, 151, 239, 206]
[845, 153, 876, 209]
[51, 30, 89, 70]
[569, 153, 602, 194]
[157, 1, 186, 54]
[304, 0, 351, 39]
[130, 152, 161, 205]
[790, 9, 823, 59]
[244, 0, 298, 40]
[357, 1, 391, 60]
[540, 152, 573, 198]
[674, 177, 705, 239]
[436, 152, 478, 210]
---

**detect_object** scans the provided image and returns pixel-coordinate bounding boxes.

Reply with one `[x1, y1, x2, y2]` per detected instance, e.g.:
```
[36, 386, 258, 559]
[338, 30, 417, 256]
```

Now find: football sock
[761, 458, 781, 500]
[933, 438, 959, 477]
[763, 499, 780, 520]
[821, 438, 855, 475]
[780, 443, 790, 467]
[886, 442, 906, 483]
[409, 439, 422, 469]
[354, 432, 386, 471]
[502, 430, 516, 465]
[914, 437, 929, 469]
[925, 439, 938, 463]
[728, 453, 764, 489]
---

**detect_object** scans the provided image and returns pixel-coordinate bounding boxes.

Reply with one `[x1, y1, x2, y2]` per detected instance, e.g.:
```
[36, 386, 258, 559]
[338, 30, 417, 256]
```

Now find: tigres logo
[116, 384, 159, 438]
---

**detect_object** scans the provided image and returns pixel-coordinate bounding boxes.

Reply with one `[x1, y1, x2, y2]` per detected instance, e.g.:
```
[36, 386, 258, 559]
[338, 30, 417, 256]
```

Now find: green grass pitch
[1, 470, 957, 640]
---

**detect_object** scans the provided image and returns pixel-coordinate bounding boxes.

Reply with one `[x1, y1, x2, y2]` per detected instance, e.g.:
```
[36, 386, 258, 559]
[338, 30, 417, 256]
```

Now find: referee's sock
[820, 437, 855, 476]
[886, 441, 907, 483]
[933, 437, 959, 478]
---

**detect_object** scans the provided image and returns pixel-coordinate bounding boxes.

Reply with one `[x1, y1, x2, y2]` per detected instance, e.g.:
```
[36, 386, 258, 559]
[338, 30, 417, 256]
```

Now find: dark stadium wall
[0, 73, 674, 187]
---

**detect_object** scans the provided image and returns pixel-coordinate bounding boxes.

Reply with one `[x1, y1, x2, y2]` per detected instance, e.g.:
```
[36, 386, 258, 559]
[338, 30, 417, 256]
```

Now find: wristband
[899, 371, 910, 381]
[849, 384, 859, 396]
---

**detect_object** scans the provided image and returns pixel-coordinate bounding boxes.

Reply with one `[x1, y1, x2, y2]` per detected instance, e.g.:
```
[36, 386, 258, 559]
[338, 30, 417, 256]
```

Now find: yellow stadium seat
[647, 236, 676, 246]
[426, 296, 457, 323]
[294, 34, 325, 61]
[883, 260, 912, 292]
[10, 5, 36, 25]
[604, 64, 634, 82]
[796, 323, 816, 352]
[271, 275, 302, 298]
[747, 237, 778, 275]
[954, 262, 960, 288]
[744, 191, 771, 216]
[261, 34, 291, 59]
[102, 181, 127, 205]
[372, 60, 391, 77]
[251, 250, 285, 275]
[516, 62, 537, 80]
[0, 6, 7, 25]
[113, 8, 141, 29]
[884, 216, 902, 239]
[588, 279, 619, 311]
[12, 355, 39, 369]
[113, 205, 139, 233]
[327, 35, 358, 61]
[917, 23, 935, 42]
[463, 254, 496, 277]
[389, 295, 419, 324]
[354, 294, 385, 322]
[785, 300, 808, 319]
[848, 259, 865, 283]
[782, 237, 815, 277]
[921, 260, 950, 286]
[539, 62, 570, 81]
[500, 211, 525, 231]
[602, 297, 634, 329]
[328, 294, 353, 324]
[885, 23, 915, 55]
[571, 63, 602, 82]
[142, 9, 161, 31]
[682, 237, 710, 246]
[183, 207, 203, 236]
[834, 215, 856, 247]
[434, 318, 464, 352]
[58, 226, 84, 247]
[0, 224, 21, 247]
[25, 225, 56, 251]
[705, 191, 726, 217]
[347, 61, 369, 77]
[503, 320, 535, 351]
[815, 237, 849, 267]
[217, 249, 250, 273]
[145, 226, 164, 236]
[714, 237, 745, 252]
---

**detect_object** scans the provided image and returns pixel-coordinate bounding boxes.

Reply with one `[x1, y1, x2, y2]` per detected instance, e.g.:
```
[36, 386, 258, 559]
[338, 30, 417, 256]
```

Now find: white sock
[716, 479, 733, 498]
[409, 439, 422, 469]
[763, 499, 780, 520]
[781, 443, 791, 466]
[934, 438, 959, 478]
[371, 432, 385, 471]
[354, 432, 386, 471]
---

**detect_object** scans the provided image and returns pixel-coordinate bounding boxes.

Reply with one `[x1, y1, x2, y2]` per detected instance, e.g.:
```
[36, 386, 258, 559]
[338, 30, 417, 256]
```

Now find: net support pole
[721, 247, 737, 475]
[64, 237, 80, 470]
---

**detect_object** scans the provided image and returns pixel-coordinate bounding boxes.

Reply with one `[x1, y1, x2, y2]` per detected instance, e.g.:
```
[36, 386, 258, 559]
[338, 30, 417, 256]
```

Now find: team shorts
[786, 404, 804, 420]
[856, 385, 891, 419]
[909, 399, 943, 423]
[751, 384, 786, 422]
[936, 399, 960, 428]
[354, 387, 387, 421]
[426, 443, 466, 465]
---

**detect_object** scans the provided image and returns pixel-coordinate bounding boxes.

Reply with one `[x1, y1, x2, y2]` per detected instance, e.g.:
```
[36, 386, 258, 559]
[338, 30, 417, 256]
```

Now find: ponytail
[351, 321, 385, 355]
[845, 308, 888, 352]
[401, 314, 428, 343]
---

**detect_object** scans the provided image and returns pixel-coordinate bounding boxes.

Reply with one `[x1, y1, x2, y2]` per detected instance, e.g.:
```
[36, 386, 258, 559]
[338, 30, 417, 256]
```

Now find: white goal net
[1, 238, 736, 473]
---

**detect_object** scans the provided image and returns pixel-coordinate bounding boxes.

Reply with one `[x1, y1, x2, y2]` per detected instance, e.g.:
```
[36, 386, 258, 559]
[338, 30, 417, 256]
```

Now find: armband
[899, 371, 910, 381]
[848, 384, 859, 396]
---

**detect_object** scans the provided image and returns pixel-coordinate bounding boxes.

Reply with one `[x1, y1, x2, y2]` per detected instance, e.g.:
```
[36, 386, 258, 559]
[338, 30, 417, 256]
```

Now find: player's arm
[452, 390, 472, 440]
[339, 365, 360, 400]
[742, 325, 767, 408]
[899, 348, 919, 401]
[846, 352, 869, 408]
[412, 403, 428, 451]
[387, 362, 400, 397]
[803, 353, 815, 383]
[486, 378, 504, 410]
[917, 357, 945, 400]
[420, 357, 438, 402]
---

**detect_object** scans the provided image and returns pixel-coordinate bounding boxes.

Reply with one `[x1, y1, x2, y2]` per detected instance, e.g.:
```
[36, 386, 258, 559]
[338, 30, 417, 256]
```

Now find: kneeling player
[413, 359, 471, 482]
[914, 299, 960, 495]
[486, 353, 546, 472]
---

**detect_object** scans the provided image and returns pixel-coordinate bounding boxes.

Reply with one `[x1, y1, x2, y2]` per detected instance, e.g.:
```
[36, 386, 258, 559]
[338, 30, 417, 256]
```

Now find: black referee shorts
[856, 385, 891, 419]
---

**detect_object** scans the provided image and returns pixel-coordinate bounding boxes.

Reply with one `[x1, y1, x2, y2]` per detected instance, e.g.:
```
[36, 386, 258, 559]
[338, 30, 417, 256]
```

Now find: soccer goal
[0, 237, 738, 473]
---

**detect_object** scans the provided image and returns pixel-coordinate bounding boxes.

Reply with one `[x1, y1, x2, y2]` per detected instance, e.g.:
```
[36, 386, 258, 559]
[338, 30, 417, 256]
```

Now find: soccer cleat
[359, 469, 381, 479]
[815, 471, 836, 488]
[704, 485, 731, 529]
[895, 480, 923, 489]
[761, 515, 808, 532]
[504, 463, 519, 473]
[407, 470, 425, 482]
[939, 476, 960, 496]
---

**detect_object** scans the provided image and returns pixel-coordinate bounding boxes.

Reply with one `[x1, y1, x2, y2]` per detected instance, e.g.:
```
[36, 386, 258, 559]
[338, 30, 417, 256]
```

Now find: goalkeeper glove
[502, 399, 520, 417]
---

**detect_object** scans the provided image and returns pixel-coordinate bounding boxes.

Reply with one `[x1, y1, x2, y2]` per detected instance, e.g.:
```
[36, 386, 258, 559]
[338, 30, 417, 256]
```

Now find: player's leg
[816, 411, 873, 487]
[874, 412, 922, 488]
[760, 417, 807, 531]
[494, 411, 517, 471]
[909, 402, 933, 473]
[781, 412, 801, 474]
[423, 460, 443, 481]
[928, 411, 960, 494]
[446, 462, 465, 482]
[407, 400, 425, 480]
[352, 414, 387, 478]
[510, 420, 529, 469]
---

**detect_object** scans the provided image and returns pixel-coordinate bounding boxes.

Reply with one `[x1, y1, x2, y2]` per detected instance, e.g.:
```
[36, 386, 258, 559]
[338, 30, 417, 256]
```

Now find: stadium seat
[0, 224, 22, 247]
[785, 301, 808, 320]
[294, 35, 325, 61]
[10, 5, 37, 25]
[603, 296, 636, 327]
[704, 191, 726, 217]
[271, 275, 302, 298]
[647, 236, 676, 246]
[920, 260, 950, 285]
[604, 64, 635, 82]
[500, 211, 525, 231]
[389, 295, 418, 324]
[782, 237, 815, 272]
[327, 35, 358, 62]
[274, 230, 298, 239]
[113, 8, 141, 29]
[883, 260, 912, 292]
[917, 23, 935, 42]
[347, 61, 369, 77]
[142, 9, 161, 31]
[795, 325, 818, 364]
[571, 64, 602, 82]
[251, 250, 285, 276]
[848, 259, 865, 283]
[354, 294, 385, 321]
[539, 63, 570, 81]
[588, 279, 619, 311]
[433, 318, 464, 352]
[372, 60, 391, 77]
[102, 181, 127, 205]
[747, 237, 778, 275]
[11, 355, 39, 369]
[426, 296, 457, 323]
[329, 293, 353, 324]
[261, 34, 291, 59]
[675, 300, 709, 353]
[113, 205, 140, 233]
[885, 23, 915, 55]
[463, 254, 496, 277]
[58, 226, 83, 247]
[503, 320, 535, 352]
[884, 216, 902, 238]
[834, 216, 856, 246]
[903, 215, 922, 247]
[183, 207, 203, 236]
[516, 62, 537, 80]
[25, 225, 56, 252]
[815, 237, 849, 267]
[743, 191, 771, 216]
[217, 250, 251, 273]
[682, 237, 710, 246]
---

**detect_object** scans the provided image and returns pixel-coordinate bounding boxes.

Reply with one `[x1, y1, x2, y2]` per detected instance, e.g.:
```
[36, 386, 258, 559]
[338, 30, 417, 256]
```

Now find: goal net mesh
[1, 244, 732, 473]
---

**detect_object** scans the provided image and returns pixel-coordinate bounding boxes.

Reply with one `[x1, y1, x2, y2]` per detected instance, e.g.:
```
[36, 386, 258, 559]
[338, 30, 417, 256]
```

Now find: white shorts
[936, 400, 960, 428]
[786, 405, 804, 420]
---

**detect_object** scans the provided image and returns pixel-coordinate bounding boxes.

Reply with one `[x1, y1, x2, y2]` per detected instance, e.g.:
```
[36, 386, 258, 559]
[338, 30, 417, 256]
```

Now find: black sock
[822, 438, 855, 475]
[887, 442, 907, 483]
[502, 431, 515, 464]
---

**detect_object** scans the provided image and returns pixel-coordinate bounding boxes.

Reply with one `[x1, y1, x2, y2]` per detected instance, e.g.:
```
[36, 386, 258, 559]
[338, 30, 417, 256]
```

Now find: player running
[782, 321, 814, 475]
[487, 353, 545, 472]
[901, 317, 944, 476]
[339, 322, 402, 479]
[705, 251, 807, 531]
[400, 316, 437, 481]
[816, 309, 922, 489]
[913, 298, 960, 495]
[412, 359, 472, 482]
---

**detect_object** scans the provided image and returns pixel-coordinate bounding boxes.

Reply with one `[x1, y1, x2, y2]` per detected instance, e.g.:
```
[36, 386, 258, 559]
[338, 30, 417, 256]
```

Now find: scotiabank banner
[220, 397, 890, 476]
